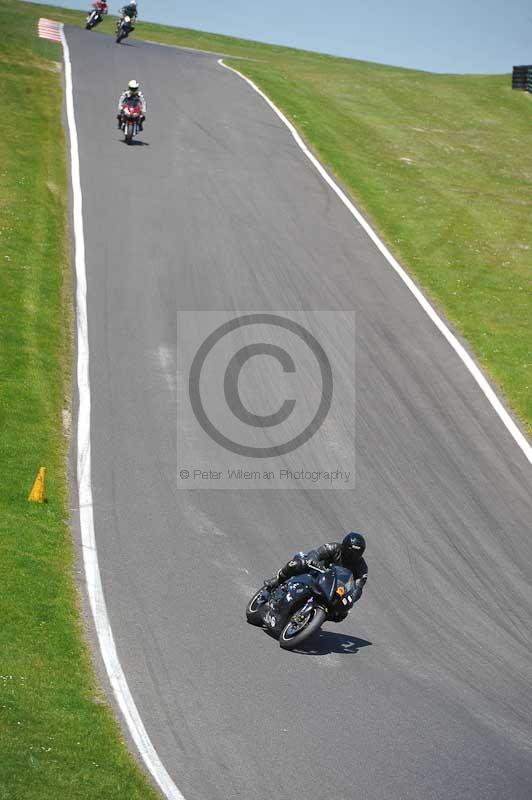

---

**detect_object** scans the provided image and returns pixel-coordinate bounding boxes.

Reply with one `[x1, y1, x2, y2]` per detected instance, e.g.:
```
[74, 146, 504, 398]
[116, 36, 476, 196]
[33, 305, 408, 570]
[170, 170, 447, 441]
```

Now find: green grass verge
[23, 0, 531, 436]
[0, 2, 162, 798]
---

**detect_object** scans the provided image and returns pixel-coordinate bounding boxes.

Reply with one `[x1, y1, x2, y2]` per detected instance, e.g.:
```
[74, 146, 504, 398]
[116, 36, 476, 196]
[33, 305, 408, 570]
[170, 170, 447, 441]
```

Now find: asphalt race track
[66, 26, 532, 800]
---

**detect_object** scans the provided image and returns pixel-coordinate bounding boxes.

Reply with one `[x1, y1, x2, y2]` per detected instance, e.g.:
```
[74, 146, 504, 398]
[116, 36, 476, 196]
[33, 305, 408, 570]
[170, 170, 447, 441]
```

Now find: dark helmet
[341, 532, 366, 569]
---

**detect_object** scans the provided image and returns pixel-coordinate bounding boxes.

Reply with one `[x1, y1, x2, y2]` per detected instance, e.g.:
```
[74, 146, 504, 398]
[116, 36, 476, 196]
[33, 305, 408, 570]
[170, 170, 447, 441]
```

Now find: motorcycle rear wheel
[279, 605, 326, 650]
[246, 588, 269, 626]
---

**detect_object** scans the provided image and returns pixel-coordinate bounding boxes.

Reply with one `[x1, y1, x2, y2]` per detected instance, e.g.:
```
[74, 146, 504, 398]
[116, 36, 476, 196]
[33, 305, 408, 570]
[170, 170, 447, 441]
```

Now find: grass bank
[25, 0, 531, 436]
[0, 2, 161, 798]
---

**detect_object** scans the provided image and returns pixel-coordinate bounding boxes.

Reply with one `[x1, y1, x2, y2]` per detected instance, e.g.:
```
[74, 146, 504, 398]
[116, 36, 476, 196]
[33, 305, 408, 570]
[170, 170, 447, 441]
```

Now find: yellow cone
[28, 467, 46, 503]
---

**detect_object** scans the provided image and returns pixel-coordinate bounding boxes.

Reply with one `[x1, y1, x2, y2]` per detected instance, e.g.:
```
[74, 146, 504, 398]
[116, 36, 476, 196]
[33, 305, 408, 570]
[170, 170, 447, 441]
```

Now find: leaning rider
[91, 0, 108, 14]
[263, 532, 368, 618]
[117, 79, 147, 130]
[118, 0, 137, 25]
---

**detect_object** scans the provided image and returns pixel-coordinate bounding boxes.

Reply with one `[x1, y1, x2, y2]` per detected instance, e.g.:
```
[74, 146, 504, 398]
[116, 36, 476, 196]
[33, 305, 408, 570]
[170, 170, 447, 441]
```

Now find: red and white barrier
[38, 18, 63, 43]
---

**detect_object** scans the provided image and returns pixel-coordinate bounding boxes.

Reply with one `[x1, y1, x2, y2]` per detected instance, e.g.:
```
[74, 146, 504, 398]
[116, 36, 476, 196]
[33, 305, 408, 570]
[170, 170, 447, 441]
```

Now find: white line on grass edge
[61, 27, 186, 800]
[218, 58, 532, 468]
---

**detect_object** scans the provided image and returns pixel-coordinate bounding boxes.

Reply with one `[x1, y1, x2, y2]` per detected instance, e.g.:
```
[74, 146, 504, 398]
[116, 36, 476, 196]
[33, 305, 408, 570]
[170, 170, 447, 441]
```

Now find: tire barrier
[512, 65, 532, 91]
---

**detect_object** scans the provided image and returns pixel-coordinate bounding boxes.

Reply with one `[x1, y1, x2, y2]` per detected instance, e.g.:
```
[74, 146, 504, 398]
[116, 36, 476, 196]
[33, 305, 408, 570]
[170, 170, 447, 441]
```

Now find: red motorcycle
[120, 97, 143, 144]
[86, 1, 107, 29]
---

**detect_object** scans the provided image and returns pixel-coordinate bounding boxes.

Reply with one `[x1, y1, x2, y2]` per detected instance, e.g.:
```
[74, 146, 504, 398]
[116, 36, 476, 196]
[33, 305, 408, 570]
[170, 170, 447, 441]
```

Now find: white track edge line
[218, 58, 532, 468]
[61, 25, 186, 800]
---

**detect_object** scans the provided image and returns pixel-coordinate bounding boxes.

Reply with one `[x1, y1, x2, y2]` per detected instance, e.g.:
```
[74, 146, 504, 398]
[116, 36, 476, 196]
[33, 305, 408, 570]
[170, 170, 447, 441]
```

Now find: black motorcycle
[246, 564, 357, 650]
[116, 15, 133, 43]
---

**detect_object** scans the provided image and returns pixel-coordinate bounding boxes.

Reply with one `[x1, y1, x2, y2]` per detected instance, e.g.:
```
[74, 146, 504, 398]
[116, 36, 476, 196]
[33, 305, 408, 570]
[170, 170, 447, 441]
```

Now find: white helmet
[128, 79, 140, 93]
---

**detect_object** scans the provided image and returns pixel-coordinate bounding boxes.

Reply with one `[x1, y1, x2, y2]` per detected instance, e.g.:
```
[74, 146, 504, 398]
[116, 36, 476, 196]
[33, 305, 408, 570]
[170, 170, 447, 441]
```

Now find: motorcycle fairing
[264, 579, 314, 634]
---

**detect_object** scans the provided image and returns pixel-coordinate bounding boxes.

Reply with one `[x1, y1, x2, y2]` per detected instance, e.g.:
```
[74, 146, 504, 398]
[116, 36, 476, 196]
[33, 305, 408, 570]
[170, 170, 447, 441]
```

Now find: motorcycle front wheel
[246, 588, 269, 626]
[125, 123, 135, 143]
[279, 605, 326, 650]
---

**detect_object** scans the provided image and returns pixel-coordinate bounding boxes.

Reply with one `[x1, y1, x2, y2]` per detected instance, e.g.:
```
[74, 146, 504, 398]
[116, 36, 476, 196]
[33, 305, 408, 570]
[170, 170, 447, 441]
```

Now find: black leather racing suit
[119, 4, 137, 23]
[270, 542, 368, 611]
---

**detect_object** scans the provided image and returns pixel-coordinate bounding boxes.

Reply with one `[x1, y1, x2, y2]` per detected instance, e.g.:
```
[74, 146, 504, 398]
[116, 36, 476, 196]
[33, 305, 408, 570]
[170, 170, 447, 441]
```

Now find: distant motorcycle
[246, 563, 357, 650]
[116, 14, 134, 43]
[120, 97, 143, 143]
[86, 1, 107, 29]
